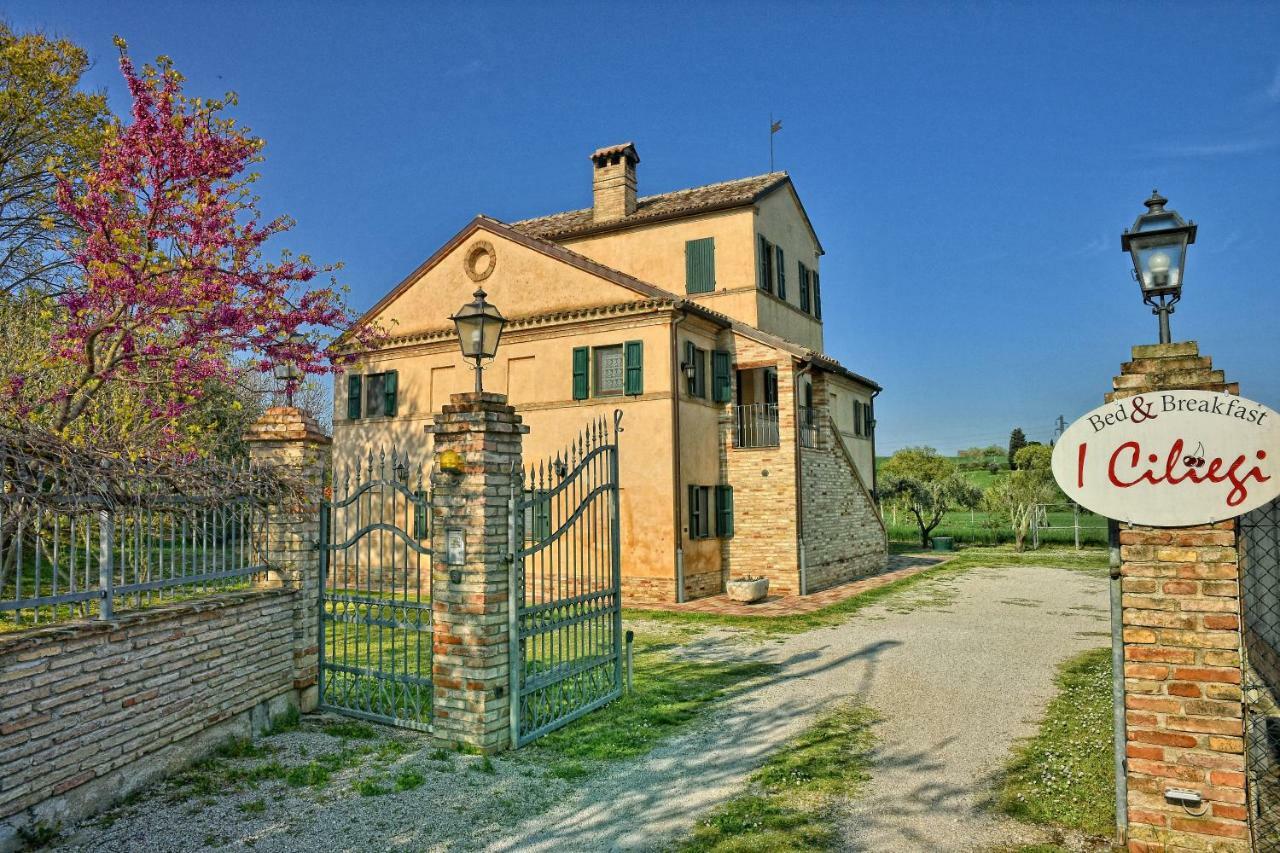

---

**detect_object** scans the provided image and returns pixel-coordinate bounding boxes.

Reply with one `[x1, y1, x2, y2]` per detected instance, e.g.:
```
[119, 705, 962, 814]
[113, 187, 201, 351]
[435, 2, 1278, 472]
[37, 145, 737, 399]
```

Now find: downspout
[794, 359, 814, 596]
[869, 388, 881, 501]
[670, 310, 688, 603]
[1108, 518, 1128, 846]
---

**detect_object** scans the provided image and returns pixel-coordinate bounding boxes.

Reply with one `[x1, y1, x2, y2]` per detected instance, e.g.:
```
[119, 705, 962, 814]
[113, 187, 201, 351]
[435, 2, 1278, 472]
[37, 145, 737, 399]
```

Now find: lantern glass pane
[455, 315, 481, 357]
[480, 314, 503, 357]
[1132, 234, 1187, 293]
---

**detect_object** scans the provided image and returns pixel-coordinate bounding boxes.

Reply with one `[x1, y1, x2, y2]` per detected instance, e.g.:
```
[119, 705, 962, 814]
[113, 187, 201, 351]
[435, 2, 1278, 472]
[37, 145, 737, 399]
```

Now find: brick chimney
[591, 142, 639, 222]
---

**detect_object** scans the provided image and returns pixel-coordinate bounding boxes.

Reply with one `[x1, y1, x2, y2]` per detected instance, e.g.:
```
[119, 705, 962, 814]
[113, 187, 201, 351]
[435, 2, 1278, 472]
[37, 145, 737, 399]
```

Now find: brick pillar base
[425, 392, 526, 752]
[1111, 343, 1250, 851]
[245, 406, 331, 713]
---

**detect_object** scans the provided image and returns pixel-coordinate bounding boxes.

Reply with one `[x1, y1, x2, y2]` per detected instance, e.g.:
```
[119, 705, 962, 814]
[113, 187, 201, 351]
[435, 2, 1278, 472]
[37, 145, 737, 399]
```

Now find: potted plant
[726, 575, 770, 603]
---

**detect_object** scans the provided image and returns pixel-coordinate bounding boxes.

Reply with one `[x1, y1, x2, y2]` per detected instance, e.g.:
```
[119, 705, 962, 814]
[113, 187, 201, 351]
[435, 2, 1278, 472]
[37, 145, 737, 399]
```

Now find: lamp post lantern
[450, 287, 507, 393]
[273, 332, 306, 407]
[1121, 190, 1197, 345]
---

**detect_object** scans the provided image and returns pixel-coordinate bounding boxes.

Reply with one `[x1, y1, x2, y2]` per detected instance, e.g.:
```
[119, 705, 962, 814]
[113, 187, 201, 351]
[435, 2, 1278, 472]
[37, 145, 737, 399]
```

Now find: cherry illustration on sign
[1051, 390, 1280, 527]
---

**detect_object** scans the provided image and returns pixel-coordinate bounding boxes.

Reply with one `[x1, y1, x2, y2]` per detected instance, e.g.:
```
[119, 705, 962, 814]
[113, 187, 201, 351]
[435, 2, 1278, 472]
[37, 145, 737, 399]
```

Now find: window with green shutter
[799, 264, 811, 313]
[758, 236, 773, 293]
[854, 400, 864, 437]
[346, 375, 362, 420]
[715, 485, 734, 538]
[775, 245, 786, 300]
[624, 340, 643, 395]
[693, 346, 707, 398]
[813, 271, 822, 320]
[572, 346, 590, 400]
[685, 238, 715, 294]
[711, 350, 731, 403]
[864, 400, 874, 438]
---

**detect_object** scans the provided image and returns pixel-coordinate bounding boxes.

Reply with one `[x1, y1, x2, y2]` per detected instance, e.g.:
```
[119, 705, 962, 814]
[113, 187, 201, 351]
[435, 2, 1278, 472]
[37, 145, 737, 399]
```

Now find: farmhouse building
[334, 143, 886, 603]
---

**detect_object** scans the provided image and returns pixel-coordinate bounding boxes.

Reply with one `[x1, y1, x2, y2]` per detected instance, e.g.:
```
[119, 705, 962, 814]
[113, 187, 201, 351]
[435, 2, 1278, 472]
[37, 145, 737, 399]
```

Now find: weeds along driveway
[58, 561, 1108, 852]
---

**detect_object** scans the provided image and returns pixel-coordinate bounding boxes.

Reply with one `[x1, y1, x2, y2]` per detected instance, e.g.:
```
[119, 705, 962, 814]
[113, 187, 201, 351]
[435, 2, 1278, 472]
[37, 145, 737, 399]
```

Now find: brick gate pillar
[425, 392, 526, 752]
[245, 406, 332, 713]
[1110, 343, 1250, 851]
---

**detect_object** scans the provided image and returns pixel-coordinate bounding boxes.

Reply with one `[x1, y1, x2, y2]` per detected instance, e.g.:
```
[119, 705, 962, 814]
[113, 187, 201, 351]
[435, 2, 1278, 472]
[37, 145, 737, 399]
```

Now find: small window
[775, 245, 786, 300]
[799, 265, 811, 313]
[688, 485, 711, 539]
[362, 371, 398, 418]
[594, 345, 626, 396]
[864, 401, 874, 438]
[854, 400, 864, 437]
[683, 342, 708, 399]
[758, 236, 774, 294]
[715, 485, 734, 538]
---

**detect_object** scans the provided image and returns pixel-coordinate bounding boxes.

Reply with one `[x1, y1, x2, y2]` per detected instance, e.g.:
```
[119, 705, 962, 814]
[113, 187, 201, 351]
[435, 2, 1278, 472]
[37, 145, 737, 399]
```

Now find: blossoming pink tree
[18, 39, 370, 449]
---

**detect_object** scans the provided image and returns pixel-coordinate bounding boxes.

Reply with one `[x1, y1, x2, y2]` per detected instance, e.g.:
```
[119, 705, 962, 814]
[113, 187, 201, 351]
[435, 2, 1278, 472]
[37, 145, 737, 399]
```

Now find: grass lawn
[996, 647, 1116, 841]
[625, 546, 1109, 638]
[522, 633, 779, 779]
[675, 702, 878, 852]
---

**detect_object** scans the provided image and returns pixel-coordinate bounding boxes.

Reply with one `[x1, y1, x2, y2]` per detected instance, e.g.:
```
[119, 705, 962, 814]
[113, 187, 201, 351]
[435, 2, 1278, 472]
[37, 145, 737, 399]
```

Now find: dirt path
[485, 564, 1110, 852]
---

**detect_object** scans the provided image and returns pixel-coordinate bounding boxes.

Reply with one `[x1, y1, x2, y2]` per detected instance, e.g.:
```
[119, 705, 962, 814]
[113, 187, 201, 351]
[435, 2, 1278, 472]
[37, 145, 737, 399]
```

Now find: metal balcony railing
[734, 403, 780, 448]
[799, 406, 819, 448]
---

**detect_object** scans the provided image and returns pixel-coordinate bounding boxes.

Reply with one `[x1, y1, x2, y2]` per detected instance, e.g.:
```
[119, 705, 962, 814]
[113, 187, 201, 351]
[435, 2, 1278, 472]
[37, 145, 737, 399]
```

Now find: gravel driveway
[485, 563, 1110, 852]
[58, 561, 1108, 852]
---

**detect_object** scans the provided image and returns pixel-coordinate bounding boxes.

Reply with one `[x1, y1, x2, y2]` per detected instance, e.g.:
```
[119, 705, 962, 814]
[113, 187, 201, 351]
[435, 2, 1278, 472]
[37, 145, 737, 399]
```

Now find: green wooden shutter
[711, 350, 731, 403]
[624, 340, 643, 395]
[346, 375, 362, 420]
[715, 485, 734, 538]
[572, 347, 590, 399]
[383, 370, 398, 416]
[685, 238, 715, 294]
[757, 236, 768, 290]
[799, 265, 811, 313]
[688, 485, 698, 538]
[813, 271, 822, 319]
[854, 400, 863, 436]
[865, 401, 874, 437]
[775, 246, 786, 299]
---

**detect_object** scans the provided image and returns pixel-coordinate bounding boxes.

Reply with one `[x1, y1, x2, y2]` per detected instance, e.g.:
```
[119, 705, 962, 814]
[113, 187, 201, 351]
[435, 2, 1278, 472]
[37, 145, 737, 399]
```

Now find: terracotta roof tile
[510, 172, 790, 240]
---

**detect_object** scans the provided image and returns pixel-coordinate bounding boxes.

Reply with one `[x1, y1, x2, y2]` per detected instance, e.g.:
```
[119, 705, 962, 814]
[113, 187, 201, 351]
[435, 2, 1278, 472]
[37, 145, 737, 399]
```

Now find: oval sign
[1051, 390, 1280, 527]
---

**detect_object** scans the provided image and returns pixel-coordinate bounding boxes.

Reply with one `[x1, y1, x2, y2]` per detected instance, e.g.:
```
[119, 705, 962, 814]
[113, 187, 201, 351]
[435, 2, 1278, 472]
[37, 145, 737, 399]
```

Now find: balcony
[734, 403, 779, 448]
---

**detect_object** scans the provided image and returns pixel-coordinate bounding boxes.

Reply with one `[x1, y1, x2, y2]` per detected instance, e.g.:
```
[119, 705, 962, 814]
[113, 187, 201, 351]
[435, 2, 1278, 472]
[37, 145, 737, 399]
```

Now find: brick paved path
[638, 553, 949, 617]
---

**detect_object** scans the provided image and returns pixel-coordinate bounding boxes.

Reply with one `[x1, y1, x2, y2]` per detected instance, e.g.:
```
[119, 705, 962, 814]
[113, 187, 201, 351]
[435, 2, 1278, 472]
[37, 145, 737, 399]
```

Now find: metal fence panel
[1242, 497, 1280, 851]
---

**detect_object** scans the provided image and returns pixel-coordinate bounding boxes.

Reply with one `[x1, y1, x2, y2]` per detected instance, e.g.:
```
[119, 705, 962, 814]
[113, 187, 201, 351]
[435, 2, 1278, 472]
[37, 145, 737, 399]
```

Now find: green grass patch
[997, 647, 1115, 838]
[354, 777, 389, 796]
[321, 719, 378, 740]
[237, 798, 267, 814]
[284, 761, 332, 789]
[394, 767, 425, 791]
[626, 547, 1109, 637]
[525, 637, 779, 777]
[677, 702, 878, 852]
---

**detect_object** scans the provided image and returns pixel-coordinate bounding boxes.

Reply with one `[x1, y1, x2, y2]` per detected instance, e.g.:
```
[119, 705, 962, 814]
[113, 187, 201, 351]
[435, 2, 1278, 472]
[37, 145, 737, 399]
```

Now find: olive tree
[880, 447, 982, 548]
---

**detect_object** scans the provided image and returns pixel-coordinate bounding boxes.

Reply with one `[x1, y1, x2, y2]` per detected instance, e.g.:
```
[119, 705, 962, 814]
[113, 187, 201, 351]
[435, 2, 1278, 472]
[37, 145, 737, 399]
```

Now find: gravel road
[485, 563, 1110, 852]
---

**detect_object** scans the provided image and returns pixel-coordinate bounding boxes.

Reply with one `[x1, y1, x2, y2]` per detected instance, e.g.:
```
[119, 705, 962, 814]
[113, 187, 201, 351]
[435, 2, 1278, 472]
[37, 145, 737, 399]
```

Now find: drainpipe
[869, 388, 881, 501]
[794, 359, 814, 596]
[1108, 517, 1128, 846]
[670, 311, 688, 603]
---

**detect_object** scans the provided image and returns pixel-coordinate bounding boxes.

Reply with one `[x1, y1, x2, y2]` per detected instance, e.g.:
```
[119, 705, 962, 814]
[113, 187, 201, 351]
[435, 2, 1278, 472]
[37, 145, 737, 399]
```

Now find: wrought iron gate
[509, 411, 623, 746]
[319, 450, 433, 731]
[1243, 496, 1280, 850]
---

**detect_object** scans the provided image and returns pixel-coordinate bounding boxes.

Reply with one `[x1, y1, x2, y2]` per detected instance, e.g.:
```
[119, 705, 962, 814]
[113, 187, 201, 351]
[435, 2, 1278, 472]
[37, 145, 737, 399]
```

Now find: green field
[876, 455, 1106, 547]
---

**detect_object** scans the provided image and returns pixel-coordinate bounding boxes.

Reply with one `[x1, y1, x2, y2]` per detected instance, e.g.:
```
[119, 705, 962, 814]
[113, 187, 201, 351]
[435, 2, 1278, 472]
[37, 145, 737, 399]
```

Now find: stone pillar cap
[245, 406, 331, 445]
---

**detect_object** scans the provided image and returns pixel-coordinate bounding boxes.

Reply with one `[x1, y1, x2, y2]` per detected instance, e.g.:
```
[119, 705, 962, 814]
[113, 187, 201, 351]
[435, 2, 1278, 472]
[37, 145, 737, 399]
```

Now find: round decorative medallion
[463, 240, 496, 282]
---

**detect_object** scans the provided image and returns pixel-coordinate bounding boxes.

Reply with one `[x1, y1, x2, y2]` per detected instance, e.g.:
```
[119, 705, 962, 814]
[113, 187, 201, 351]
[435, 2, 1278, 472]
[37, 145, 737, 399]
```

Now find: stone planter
[726, 577, 769, 604]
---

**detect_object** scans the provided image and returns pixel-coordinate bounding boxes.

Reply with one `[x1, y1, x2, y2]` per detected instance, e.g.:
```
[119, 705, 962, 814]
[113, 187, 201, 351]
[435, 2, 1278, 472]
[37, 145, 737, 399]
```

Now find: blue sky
[8, 1, 1280, 453]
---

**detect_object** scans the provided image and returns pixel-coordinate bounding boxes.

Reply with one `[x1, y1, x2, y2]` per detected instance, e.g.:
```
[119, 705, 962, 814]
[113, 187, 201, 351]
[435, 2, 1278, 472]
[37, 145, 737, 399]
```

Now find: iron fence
[798, 405, 818, 448]
[734, 403, 780, 448]
[1, 451, 272, 630]
[1243, 497, 1280, 851]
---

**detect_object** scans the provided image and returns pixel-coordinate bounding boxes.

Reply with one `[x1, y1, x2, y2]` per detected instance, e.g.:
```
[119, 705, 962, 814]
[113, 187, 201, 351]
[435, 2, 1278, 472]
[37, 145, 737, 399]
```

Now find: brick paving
[637, 552, 951, 617]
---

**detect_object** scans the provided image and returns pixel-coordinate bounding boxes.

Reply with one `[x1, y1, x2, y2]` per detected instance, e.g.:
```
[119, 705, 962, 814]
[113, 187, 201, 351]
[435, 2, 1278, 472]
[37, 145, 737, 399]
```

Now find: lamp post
[1121, 190, 1197, 344]
[273, 332, 306, 407]
[450, 287, 507, 393]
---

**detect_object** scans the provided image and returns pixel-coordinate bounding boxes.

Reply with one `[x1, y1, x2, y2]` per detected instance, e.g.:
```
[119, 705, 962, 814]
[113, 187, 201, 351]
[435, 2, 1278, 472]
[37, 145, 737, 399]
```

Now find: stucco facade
[334, 144, 885, 603]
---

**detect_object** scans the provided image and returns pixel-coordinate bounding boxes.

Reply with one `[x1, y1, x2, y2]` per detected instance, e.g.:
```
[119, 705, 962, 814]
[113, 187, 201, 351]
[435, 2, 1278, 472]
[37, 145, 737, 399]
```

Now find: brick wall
[1111, 342, 1250, 852]
[799, 412, 888, 593]
[720, 336, 801, 596]
[0, 591, 299, 847]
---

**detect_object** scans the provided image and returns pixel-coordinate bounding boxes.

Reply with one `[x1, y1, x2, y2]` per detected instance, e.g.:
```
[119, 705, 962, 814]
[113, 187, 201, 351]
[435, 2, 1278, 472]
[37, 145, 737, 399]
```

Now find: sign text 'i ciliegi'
[1050, 390, 1280, 527]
